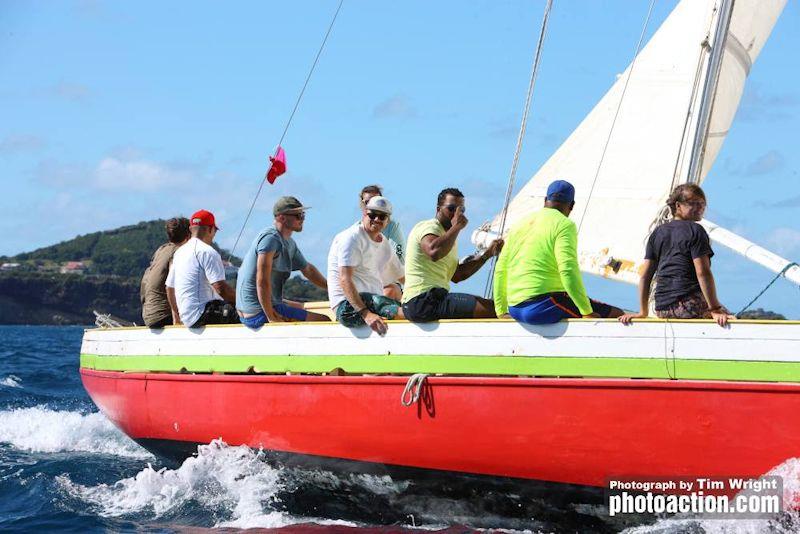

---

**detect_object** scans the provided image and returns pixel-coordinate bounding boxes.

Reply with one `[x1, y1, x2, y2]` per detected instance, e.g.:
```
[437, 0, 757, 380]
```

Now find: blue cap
[546, 180, 575, 203]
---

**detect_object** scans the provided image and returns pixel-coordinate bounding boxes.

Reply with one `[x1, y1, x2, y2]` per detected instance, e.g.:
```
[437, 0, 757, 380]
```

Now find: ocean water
[1, 325, 799, 533]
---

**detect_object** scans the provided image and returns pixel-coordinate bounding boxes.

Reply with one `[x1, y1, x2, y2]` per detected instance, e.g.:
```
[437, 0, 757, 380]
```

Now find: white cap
[365, 195, 392, 215]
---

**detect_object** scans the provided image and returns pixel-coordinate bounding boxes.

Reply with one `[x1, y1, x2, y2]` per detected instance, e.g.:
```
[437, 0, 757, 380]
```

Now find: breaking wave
[0, 406, 150, 458]
[57, 439, 358, 529]
[622, 458, 800, 534]
[0, 375, 21, 388]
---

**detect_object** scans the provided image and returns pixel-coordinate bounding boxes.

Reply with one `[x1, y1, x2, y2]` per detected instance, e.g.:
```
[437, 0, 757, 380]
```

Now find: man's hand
[484, 238, 504, 258]
[618, 311, 647, 325]
[364, 311, 388, 336]
[451, 205, 468, 231]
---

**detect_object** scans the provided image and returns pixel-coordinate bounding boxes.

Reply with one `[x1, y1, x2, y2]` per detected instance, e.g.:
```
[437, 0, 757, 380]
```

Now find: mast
[686, 0, 735, 184]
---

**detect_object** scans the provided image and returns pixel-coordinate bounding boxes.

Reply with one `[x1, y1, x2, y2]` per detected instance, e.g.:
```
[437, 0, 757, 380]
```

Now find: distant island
[0, 220, 327, 325]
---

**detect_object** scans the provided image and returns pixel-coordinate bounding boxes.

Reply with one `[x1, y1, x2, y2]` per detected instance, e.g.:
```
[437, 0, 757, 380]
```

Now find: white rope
[401, 373, 429, 407]
[576, 0, 657, 234]
[484, 0, 554, 298]
[94, 311, 127, 328]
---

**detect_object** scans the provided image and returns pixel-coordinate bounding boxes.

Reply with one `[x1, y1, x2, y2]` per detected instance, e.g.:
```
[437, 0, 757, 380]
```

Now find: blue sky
[1, 1, 799, 317]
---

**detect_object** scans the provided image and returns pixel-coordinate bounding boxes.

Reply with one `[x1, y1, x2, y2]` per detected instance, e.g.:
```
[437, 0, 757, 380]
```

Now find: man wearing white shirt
[327, 196, 405, 335]
[166, 209, 238, 328]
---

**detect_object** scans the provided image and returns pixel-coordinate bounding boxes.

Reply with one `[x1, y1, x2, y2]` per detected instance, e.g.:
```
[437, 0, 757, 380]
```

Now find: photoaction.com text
[606, 476, 783, 518]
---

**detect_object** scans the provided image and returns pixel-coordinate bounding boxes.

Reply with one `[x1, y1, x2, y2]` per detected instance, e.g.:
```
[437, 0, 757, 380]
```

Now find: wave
[622, 458, 800, 534]
[0, 375, 22, 388]
[58, 439, 358, 528]
[0, 406, 151, 458]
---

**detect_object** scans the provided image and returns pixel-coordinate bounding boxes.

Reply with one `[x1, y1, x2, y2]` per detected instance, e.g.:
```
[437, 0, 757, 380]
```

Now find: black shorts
[190, 300, 240, 328]
[402, 287, 477, 322]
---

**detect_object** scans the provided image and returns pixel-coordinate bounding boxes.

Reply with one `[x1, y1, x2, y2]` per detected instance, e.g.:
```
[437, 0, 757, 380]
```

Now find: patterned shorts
[656, 291, 728, 319]
[336, 292, 401, 328]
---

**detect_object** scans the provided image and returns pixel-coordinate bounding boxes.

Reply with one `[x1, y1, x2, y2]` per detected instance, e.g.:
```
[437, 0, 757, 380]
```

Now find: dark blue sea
[1, 325, 798, 533]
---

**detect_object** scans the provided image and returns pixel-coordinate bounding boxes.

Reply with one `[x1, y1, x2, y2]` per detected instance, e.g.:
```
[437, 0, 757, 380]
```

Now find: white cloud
[738, 85, 798, 122]
[93, 157, 193, 191]
[0, 134, 46, 155]
[767, 227, 800, 258]
[51, 82, 92, 102]
[373, 95, 417, 119]
[745, 150, 784, 176]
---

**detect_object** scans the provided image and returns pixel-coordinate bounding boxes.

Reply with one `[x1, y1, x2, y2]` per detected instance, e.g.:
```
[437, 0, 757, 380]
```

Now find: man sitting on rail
[166, 209, 239, 328]
[402, 187, 502, 322]
[493, 180, 624, 324]
[141, 216, 189, 328]
[236, 196, 329, 327]
[327, 196, 405, 335]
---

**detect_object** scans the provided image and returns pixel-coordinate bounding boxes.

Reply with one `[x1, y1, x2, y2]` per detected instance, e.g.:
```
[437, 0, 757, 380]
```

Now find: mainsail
[473, 0, 789, 285]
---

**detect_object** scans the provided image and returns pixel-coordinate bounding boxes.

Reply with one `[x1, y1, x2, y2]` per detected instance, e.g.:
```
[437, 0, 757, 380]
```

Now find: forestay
[473, 0, 786, 285]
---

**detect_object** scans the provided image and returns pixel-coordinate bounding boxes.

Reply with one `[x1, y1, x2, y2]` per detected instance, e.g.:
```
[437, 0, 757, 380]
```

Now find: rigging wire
[228, 0, 345, 262]
[482, 0, 554, 299]
[736, 262, 798, 318]
[575, 0, 657, 235]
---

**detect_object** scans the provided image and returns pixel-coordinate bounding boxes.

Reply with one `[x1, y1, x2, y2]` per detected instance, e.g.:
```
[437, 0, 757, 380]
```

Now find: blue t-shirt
[236, 227, 309, 314]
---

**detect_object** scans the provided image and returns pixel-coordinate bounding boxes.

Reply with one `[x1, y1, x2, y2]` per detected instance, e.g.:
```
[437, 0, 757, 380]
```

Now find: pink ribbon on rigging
[266, 146, 287, 184]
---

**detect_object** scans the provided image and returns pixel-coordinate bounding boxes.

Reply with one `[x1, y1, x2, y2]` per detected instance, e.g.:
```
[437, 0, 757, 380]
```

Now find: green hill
[3, 220, 241, 277]
[0, 220, 326, 325]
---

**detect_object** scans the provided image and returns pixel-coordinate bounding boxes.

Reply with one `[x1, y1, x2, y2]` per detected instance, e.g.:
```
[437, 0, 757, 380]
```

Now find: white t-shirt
[327, 223, 404, 310]
[166, 237, 226, 327]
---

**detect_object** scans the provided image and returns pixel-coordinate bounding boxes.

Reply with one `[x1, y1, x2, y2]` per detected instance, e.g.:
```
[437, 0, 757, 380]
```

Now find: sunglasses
[367, 211, 388, 222]
[284, 211, 306, 220]
[442, 204, 465, 214]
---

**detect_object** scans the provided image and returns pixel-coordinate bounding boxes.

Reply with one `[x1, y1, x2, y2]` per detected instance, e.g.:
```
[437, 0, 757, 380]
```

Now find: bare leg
[305, 310, 331, 322]
[472, 296, 497, 319]
[605, 306, 625, 319]
[383, 284, 402, 301]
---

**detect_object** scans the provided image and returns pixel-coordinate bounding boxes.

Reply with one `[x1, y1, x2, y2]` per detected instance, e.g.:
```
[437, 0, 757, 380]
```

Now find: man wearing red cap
[166, 209, 238, 328]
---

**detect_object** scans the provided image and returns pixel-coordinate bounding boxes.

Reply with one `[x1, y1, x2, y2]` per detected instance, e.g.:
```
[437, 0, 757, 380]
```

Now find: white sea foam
[59, 439, 360, 528]
[623, 457, 800, 534]
[0, 375, 21, 388]
[0, 406, 150, 458]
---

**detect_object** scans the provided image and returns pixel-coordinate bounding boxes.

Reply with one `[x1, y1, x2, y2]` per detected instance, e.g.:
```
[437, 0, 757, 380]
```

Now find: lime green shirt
[493, 208, 592, 316]
[402, 218, 458, 303]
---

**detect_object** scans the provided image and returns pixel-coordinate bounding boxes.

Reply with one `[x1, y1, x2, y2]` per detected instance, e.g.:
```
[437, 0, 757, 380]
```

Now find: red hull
[80, 369, 800, 488]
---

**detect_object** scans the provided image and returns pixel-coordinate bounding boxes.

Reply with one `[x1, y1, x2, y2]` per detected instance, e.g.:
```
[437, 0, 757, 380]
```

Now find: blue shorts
[239, 303, 309, 329]
[509, 292, 613, 325]
[274, 302, 309, 321]
[240, 310, 267, 329]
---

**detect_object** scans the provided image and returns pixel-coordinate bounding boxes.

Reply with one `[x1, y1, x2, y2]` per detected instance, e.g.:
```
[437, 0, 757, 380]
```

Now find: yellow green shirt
[493, 208, 592, 316]
[402, 218, 458, 303]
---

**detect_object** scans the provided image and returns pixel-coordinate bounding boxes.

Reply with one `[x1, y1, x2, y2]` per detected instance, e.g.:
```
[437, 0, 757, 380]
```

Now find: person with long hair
[619, 184, 732, 326]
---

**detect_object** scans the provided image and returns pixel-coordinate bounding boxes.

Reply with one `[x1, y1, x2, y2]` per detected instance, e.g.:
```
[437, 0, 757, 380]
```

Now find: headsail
[473, 0, 787, 285]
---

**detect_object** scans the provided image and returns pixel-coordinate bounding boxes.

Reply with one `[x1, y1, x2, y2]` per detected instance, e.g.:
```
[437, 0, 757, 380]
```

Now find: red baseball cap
[190, 209, 219, 230]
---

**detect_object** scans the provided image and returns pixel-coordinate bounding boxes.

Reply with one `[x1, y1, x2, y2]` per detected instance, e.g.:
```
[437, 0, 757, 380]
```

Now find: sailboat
[80, 0, 800, 492]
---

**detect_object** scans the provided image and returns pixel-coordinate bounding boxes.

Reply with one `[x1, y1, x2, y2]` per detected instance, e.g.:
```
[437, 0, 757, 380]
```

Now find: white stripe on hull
[81, 320, 800, 364]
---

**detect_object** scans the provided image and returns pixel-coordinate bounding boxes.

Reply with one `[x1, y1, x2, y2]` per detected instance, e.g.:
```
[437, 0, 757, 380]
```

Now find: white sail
[696, 0, 786, 180]
[473, 0, 787, 285]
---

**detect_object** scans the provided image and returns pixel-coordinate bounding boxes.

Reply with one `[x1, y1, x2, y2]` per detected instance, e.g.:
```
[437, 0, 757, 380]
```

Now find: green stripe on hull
[79, 354, 800, 383]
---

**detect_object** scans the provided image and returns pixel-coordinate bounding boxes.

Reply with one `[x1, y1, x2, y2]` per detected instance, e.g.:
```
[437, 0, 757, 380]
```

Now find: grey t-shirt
[236, 227, 309, 314]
